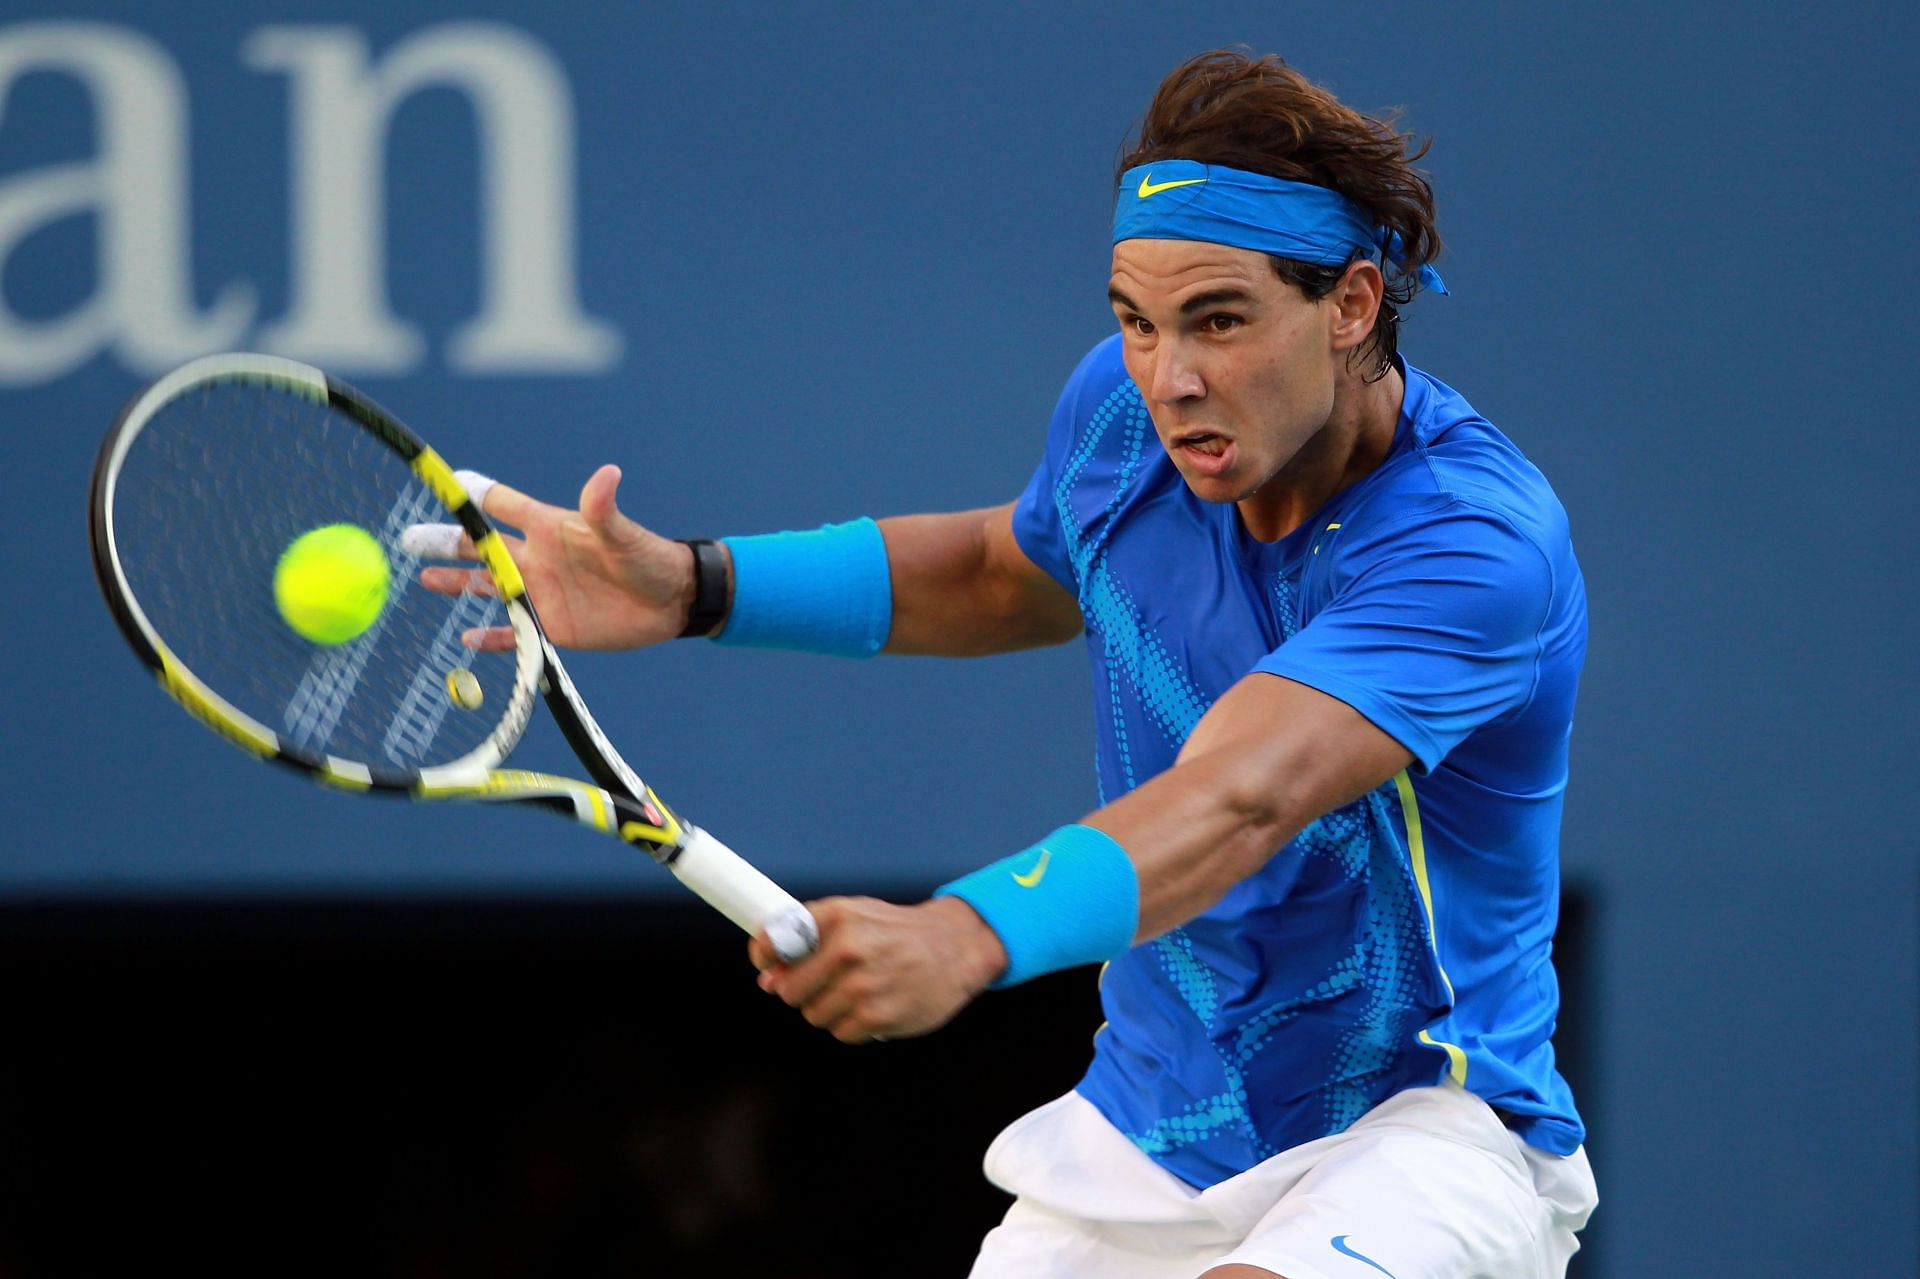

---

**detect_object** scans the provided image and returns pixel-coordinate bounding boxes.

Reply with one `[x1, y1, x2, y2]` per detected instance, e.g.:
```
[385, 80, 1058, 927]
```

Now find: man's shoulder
[1041, 334, 1164, 484]
[1070, 331, 1127, 382]
[1364, 362, 1573, 553]
[1055, 333, 1136, 420]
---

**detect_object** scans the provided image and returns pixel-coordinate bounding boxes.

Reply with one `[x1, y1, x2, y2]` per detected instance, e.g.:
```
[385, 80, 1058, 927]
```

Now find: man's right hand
[412, 463, 714, 652]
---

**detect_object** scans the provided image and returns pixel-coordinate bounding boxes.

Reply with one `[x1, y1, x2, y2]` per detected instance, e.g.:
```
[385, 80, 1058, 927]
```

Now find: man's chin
[1172, 461, 1254, 505]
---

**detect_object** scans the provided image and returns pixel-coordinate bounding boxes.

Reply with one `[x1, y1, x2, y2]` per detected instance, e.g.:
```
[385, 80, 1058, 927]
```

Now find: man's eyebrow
[1106, 286, 1256, 315]
[1176, 287, 1255, 316]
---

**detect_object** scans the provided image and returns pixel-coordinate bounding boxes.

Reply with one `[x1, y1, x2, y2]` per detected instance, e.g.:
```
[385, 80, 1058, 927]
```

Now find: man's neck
[1237, 363, 1405, 543]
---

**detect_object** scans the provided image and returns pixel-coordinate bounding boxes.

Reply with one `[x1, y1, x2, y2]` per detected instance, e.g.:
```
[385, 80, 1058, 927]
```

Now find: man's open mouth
[1174, 432, 1229, 458]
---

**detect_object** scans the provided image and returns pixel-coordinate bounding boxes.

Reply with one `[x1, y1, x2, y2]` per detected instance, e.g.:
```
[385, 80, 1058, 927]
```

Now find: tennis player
[438, 49, 1596, 1279]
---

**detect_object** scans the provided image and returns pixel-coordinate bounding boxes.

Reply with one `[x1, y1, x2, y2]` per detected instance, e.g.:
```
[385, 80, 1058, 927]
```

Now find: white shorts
[968, 1082, 1595, 1279]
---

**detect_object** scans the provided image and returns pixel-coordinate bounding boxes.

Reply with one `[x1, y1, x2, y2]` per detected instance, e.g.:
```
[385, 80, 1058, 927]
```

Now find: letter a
[0, 22, 253, 385]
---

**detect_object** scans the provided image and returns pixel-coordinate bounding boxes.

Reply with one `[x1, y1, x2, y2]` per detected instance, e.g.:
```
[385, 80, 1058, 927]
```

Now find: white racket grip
[672, 826, 819, 962]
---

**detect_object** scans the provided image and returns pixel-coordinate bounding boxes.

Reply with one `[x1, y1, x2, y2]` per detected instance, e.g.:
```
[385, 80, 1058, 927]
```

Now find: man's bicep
[984, 503, 1082, 644]
[880, 504, 1080, 656]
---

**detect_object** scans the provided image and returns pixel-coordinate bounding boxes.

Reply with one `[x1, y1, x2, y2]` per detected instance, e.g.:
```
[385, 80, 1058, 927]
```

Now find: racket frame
[89, 353, 816, 954]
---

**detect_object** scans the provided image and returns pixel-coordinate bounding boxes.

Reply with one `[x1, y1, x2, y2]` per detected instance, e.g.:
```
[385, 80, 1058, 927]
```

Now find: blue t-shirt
[1011, 335, 1587, 1190]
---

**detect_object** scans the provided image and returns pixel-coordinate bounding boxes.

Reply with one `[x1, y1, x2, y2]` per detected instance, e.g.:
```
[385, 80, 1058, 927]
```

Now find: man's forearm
[1084, 674, 1415, 941]
[1084, 746, 1308, 940]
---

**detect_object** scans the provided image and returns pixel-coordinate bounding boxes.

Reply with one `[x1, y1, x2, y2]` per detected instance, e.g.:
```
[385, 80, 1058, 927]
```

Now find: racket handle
[672, 825, 819, 962]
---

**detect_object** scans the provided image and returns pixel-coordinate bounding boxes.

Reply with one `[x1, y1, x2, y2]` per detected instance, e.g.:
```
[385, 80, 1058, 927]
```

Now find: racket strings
[111, 382, 519, 773]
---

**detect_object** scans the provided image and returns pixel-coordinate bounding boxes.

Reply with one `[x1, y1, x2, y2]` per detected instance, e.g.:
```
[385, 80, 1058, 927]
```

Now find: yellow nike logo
[1012, 848, 1052, 888]
[1137, 172, 1208, 198]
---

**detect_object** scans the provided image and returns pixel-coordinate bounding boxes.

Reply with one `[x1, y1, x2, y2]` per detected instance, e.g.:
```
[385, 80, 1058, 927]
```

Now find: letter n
[243, 22, 622, 374]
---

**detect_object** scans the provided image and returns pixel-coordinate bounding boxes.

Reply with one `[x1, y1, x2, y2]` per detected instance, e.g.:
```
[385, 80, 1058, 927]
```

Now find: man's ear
[1329, 258, 1385, 353]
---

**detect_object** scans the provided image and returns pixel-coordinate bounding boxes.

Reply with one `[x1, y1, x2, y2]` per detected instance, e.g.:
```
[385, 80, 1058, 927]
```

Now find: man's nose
[1147, 342, 1205, 403]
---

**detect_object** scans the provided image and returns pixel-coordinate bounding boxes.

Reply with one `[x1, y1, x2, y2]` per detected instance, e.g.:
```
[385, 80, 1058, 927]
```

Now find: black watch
[676, 538, 730, 638]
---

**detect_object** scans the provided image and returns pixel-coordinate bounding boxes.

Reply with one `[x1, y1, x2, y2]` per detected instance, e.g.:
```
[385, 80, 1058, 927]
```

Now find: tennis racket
[88, 351, 818, 961]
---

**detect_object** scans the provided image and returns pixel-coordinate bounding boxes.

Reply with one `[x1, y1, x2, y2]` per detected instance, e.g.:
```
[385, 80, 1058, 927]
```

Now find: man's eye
[1205, 314, 1241, 333]
[1129, 316, 1155, 336]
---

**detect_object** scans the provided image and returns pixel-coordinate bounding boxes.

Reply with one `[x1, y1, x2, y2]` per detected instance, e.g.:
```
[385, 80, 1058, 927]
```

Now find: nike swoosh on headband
[1136, 172, 1209, 198]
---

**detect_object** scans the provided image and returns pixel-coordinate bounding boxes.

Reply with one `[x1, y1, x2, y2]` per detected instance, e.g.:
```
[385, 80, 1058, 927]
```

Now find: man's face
[1108, 238, 1343, 510]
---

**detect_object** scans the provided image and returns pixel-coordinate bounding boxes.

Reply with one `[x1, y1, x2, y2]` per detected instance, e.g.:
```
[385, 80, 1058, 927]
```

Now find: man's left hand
[748, 896, 1008, 1043]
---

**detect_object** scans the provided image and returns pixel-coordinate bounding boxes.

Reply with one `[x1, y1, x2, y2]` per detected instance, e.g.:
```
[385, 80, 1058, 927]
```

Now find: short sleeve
[1254, 502, 1555, 772]
[1011, 453, 1074, 595]
[1010, 337, 1128, 595]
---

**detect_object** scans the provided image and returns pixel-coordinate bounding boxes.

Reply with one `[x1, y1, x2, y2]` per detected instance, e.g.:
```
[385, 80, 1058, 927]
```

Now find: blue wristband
[934, 824, 1139, 989]
[716, 518, 892, 656]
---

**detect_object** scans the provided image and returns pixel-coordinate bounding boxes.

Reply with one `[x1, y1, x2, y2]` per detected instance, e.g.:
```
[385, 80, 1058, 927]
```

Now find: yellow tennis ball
[274, 523, 390, 645]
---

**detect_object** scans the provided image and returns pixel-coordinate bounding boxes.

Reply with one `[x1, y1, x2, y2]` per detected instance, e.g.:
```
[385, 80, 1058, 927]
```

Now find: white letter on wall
[243, 22, 621, 374]
[0, 22, 254, 385]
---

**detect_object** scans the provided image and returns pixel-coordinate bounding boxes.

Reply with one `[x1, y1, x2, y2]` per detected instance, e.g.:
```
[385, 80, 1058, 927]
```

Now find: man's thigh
[969, 1197, 1231, 1279]
[969, 1085, 1593, 1279]
[1212, 1119, 1586, 1279]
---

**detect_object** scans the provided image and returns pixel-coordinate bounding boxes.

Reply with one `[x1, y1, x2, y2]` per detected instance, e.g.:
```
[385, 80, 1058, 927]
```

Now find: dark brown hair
[1118, 50, 1441, 380]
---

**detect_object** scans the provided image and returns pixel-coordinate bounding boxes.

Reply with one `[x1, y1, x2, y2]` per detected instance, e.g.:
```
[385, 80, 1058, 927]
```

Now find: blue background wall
[2, 4, 1914, 1274]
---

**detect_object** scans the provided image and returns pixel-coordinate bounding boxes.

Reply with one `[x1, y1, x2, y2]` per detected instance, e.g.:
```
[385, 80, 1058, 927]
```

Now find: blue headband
[1112, 160, 1447, 296]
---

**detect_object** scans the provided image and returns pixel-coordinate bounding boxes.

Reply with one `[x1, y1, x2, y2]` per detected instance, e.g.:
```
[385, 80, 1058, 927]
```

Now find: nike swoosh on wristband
[1136, 172, 1208, 198]
[1012, 848, 1051, 887]
[1331, 1235, 1398, 1278]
